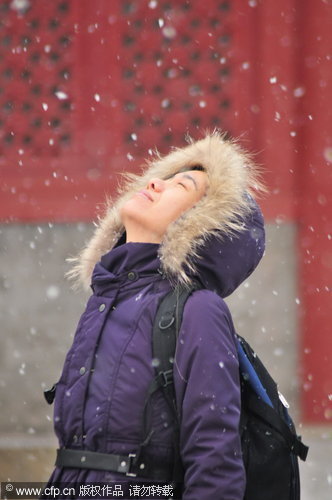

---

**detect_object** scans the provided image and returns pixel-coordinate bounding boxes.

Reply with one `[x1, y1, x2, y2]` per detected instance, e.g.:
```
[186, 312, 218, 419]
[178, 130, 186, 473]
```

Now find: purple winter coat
[44, 202, 265, 500]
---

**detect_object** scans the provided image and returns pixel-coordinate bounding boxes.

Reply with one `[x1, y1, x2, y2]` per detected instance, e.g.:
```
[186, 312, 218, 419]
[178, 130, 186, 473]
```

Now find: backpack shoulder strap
[138, 284, 199, 480]
[153, 285, 197, 397]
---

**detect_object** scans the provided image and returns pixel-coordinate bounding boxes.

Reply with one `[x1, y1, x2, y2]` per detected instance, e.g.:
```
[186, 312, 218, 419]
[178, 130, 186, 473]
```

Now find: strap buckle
[44, 383, 57, 405]
[159, 313, 175, 330]
[291, 437, 309, 461]
[125, 453, 138, 477]
[158, 369, 173, 387]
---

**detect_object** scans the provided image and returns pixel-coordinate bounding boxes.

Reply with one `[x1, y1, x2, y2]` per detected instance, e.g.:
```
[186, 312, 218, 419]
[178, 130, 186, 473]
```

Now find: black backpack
[145, 285, 309, 500]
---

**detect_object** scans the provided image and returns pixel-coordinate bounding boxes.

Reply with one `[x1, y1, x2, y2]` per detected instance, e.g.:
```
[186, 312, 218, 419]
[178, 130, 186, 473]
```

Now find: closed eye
[177, 182, 187, 189]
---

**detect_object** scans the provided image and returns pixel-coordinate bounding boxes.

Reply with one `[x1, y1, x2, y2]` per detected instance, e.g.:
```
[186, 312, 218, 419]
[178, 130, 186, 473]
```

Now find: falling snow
[162, 26, 177, 39]
[323, 147, 332, 163]
[10, 0, 30, 12]
[19, 363, 26, 375]
[293, 87, 306, 97]
[46, 285, 60, 300]
[151, 358, 160, 368]
[55, 91, 69, 100]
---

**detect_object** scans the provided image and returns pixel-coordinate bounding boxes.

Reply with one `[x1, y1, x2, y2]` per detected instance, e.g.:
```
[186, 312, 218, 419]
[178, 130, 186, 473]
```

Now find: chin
[121, 204, 148, 230]
[120, 197, 140, 219]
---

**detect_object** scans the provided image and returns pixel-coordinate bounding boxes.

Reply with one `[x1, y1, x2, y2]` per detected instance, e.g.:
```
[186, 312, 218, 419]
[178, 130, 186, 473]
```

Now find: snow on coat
[45, 132, 265, 499]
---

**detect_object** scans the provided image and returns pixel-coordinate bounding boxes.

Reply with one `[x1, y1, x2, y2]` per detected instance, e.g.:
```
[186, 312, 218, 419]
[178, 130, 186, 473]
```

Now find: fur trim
[68, 131, 265, 290]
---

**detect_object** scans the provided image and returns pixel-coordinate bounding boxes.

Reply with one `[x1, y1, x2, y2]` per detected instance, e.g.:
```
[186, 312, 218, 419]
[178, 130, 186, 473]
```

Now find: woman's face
[121, 169, 208, 243]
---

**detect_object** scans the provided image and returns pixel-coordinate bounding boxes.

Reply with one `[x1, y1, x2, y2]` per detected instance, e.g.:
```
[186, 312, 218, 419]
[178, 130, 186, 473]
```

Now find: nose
[147, 177, 165, 192]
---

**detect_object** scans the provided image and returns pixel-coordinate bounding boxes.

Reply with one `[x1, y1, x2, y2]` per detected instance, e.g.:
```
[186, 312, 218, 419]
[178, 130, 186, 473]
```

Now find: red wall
[0, 0, 331, 422]
[295, 0, 332, 423]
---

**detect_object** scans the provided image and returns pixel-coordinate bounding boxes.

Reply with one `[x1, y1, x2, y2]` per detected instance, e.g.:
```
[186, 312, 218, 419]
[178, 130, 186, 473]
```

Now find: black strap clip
[159, 313, 175, 330]
[124, 453, 138, 477]
[291, 436, 309, 462]
[157, 369, 174, 387]
[44, 383, 57, 405]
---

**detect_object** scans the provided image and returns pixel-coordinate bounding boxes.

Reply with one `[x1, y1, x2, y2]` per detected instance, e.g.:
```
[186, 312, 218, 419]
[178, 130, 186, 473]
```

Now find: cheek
[160, 197, 195, 225]
[173, 192, 199, 213]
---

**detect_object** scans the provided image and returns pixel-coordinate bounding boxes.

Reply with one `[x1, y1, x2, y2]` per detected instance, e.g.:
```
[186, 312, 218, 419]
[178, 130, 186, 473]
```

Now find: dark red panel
[295, 0, 332, 423]
[73, 1, 241, 165]
[0, 0, 80, 221]
[0, 0, 76, 160]
[1, 0, 259, 222]
[249, 0, 299, 222]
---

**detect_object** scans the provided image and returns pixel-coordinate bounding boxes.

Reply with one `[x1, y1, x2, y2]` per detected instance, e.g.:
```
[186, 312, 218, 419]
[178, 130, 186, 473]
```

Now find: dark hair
[164, 165, 205, 180]
[180, 165, 205, 173]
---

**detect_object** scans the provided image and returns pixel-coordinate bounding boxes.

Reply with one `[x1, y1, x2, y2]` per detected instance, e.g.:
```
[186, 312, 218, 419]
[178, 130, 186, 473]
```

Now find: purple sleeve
[174, 290, 246, 500]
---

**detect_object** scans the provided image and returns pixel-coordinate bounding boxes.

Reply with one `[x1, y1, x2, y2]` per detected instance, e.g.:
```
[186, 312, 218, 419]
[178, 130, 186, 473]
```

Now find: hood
[190, 198, 265, 297]
[68, 131, 265, 297]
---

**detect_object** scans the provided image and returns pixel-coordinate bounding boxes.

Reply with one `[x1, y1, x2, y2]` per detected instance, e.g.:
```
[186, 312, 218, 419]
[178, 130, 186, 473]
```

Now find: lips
[138, 189, 153, 201]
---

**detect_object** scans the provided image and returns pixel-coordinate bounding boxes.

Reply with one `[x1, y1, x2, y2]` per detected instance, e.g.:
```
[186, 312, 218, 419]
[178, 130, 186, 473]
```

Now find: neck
[125, 228, 162, 244]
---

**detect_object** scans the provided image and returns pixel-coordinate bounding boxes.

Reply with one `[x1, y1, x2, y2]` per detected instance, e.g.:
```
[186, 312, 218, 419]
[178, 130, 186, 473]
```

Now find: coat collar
[91, 242, 163, 294]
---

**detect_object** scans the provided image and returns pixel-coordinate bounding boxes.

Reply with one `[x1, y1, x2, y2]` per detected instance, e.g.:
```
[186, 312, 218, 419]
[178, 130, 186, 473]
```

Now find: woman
[44, 131, 265, 499]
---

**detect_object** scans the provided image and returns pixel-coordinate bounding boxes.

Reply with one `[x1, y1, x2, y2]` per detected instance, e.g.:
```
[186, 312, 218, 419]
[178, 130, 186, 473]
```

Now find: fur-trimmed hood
[69, 131, 265, 297]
